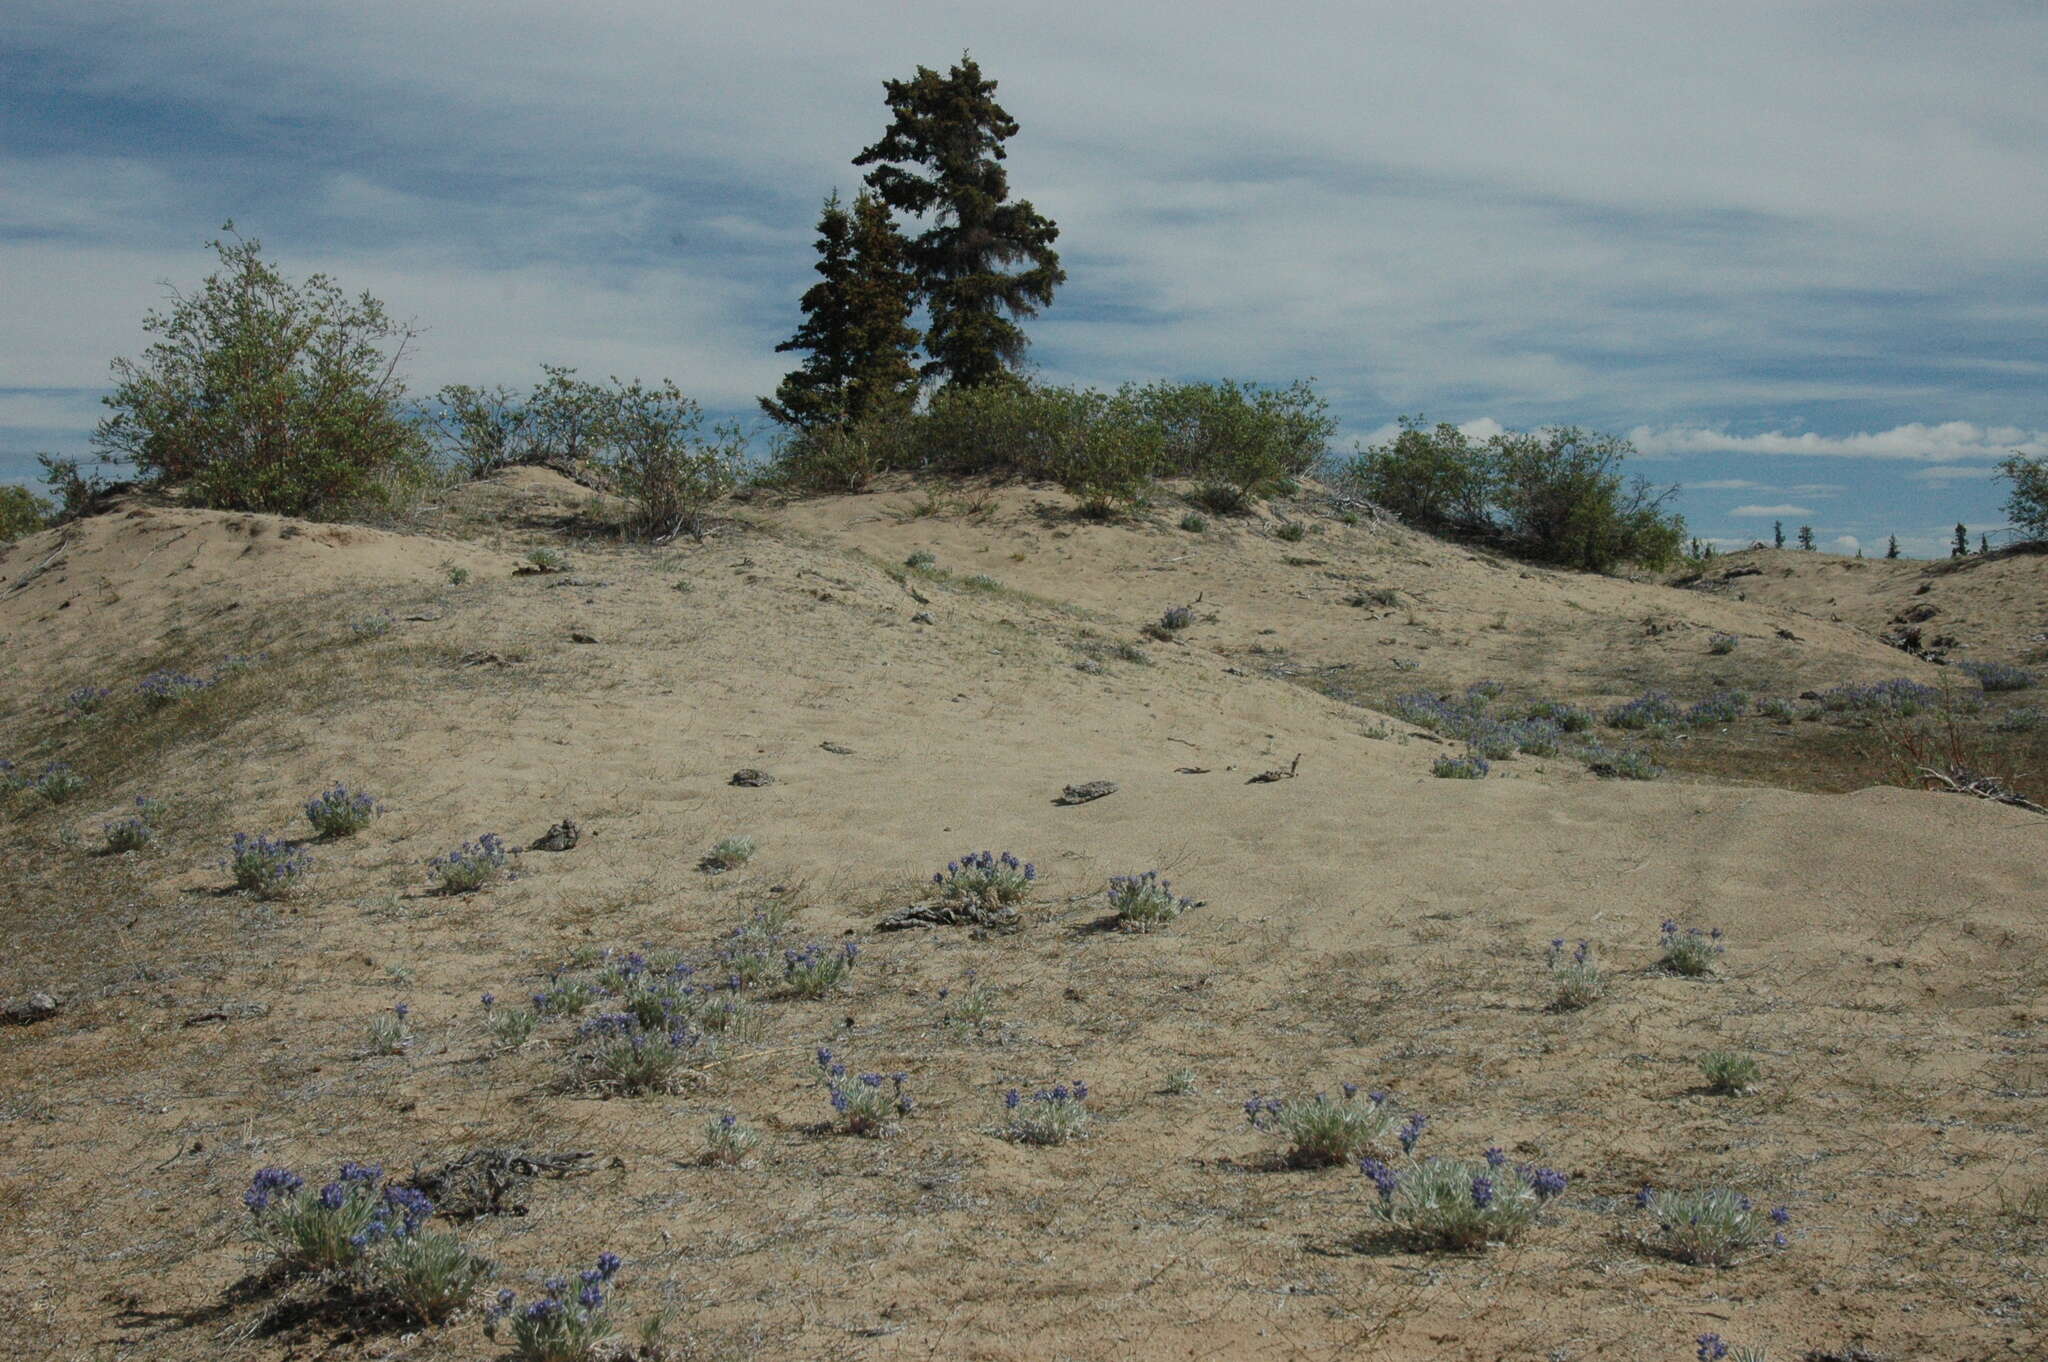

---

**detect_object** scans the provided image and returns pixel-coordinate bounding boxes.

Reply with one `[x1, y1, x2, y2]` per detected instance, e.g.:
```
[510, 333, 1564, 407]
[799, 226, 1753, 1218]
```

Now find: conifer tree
[854, 54, 1065, 389]
[1773, 520, 1785, 549]
[761, 191, 920, 429]
[1886, 534, 1900, 559]
[1952, 523, 1969, 557]
[1797, 524, 1816, 551]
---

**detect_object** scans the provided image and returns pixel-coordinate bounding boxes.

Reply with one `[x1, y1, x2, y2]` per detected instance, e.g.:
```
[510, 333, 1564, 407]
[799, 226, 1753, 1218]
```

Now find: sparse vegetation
[1635, 1185, 1792, 1266]
[1699, 1050, 1761, 1094]
[1001, 1081, 1091, 1145]
[1246, 1086, 1407, 1168]
[1358, 1149, 1567, 1251]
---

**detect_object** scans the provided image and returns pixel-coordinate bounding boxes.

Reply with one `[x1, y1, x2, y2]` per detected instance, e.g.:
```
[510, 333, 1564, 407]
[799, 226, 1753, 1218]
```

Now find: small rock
[2, 992, 59, 1026]
[911, 611, 936, 625]
[820, 742, 854, 755]
[569, 631, 599, 644]
[730, 769, 775, 788]
[1055, 780, 1118, 805]
[531, 819, 581, 852]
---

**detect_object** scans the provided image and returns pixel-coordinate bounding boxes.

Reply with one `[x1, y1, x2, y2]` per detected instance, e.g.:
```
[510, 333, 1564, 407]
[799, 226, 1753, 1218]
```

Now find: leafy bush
[599, 377, 744, 539]
[1135, 378, 1335, 496]
[94, 227, 432, 518]
[1106, 870, 1197, 932]
[485, 1254, 624, 1362]
[932, 850, 1036, 906]
[1547, 938, 1603, 1010]
[815, 1050, 913, 1136]
[525, 547, 569, 573]
[1814, 678, 1938, 716]
[1998, 451, 2048, 541]
[1700, 1050, 1761, 1094]
[1246, 1086, 1409, 1167]
[305, 784, 383, 838]
[1432, 752, 1490, 779]
[1635, 1185, 1791, 1266]
[1002, 1081, 1091, 1145]
[1339, 418, 1683, 570]
[430, 834, 509, 893]
[1659, 920, 1724, 976]
[226, 833, 310, 898]
[781, 941, 860, 997]
[1993, 706, 2046, 733]
[1273, 519, 1307, 543]
[0, 484, 51, 543]
[1359, 1149, 1567, 1250]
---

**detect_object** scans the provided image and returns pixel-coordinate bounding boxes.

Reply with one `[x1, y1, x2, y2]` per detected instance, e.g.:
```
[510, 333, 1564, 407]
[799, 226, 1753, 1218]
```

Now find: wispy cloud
[1729, 504, 1813, 517]
[1631, 422, 2047, 461]
[1907, 464, 2002, 482]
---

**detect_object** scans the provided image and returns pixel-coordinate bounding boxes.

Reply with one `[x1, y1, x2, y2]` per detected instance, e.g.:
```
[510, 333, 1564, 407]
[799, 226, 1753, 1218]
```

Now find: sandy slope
[0, 474, 2042, 1362]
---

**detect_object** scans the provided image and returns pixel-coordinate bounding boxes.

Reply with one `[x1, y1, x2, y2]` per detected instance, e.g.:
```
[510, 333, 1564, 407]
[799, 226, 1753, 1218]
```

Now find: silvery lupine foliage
[480, 993, 539, 1048]
[30, 761, 85, 804]
[1580, 743, 1664, 780]
[305, 784, 384, 838]
[1813, 678, 1939, 716]
[1246, 1085, 1408, 1167]
[64, 685, 111, 717]
[1682, 691, 1750, 726]
[1107, 871, 1197, 931]
[1659, 920, 1725, 977]
[1160, 604, 1196, 631]
[1547, 938, 1603, 1010]
[574, 1010, 702, 1095]
[816, 1049, 913, 1136]
[1994, 706, 2047, 732]
[226, 833, 310, 898]
[1960, 660, 2040, 692]
[1636, 1185, 1793, 1266]
[1432, 752, 1490, 779]
[1523, 699, 1595, 732]
[702, 1113, 760, 1165]
[1606, 692, 1682, 730]
[1699, 1050, 1762, 1094]
[1708, 632, 1738, 655]
[376, 1223, 497, 1324]
[932, 850, 1036, 905]
[430, 833, 508, 892]
[1358, 1145, 1568, 1250]
[1755, 696, 1800, 721]
[138, 670, 212, 707]
[486, 1253, 623, 1362]
[243, 1162, 435, 1273]
[1694, 1332, 1771, 1362]
[1002, 1081, 1091, 1145]
[782, 940, 860, 997]
[1510, 718, 1564, 756]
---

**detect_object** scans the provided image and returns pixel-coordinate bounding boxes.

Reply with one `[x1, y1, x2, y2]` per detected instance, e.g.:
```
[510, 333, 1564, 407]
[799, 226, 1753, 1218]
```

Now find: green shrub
[1999, 452, 2048, 541]
[0, 485, 51, 542]
[1134, 378, 1334, 495]
[599, 378, 743, 539]
[1339, 419, 1684, 571]
[93, 225, 433, 518]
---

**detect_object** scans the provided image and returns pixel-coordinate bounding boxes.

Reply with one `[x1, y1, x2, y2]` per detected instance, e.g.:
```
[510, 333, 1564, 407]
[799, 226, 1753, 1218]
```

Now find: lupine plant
[781, 940, 860, 997]
[1813, 678, 1938, 716]
[573, 1011, 702, 1094]
[305, 785, 383, 838]
[1959, 660, 2039, 692]
[1159, 604, 1196, 631]
[485, 1254, 624, 1362]
[1659, 921, 1725, 977]
[1523, 699, 1595, 732]
[1755, 696, 1801, 721]
[1358, 1146, 1568, 1250]
[1547, 938, 1604, 1010]
[430, 834, 509, 892]
[1707, 632, 1738, 655]
[376, 1225, 497, 1323]
[816, 1049, 913, 1136]
[1164, 1067, 1199, 1095]
[933, 850, 1036, 906]
[1699, 1050, 1761, 1094]
[226, 833, 311, 898]
[1246, 1086, 1408, 1167]
[1581, 744, 1664, 780]
[1432, 752, 1490, 779]
[243, 1162, 434, 1273]
[524, 547, 569, 573]
[938, 971, 998, 1034]
[1107, 870, 1197, 931]
[64, 685, 112, 718]
[30, 762, 86, 804]
[103, 796, 167, 852]
[480, 994, 539, 1048]
[1682, 691, 1750, 726]
[1635, 1185, 1792, 1266]
[701, 1113, 760, 1166]
[1002, 1081, 1091, 1145]
[702, 835, 755, 871]
[138, 671, 212, 708]
[1694, 1333, 1771, 1362]
[1606, 692, 1682, 731]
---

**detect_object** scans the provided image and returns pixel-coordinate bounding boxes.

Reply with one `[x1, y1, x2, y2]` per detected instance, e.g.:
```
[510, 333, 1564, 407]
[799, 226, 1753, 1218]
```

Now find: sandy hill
[0, 472, 2043, 1362]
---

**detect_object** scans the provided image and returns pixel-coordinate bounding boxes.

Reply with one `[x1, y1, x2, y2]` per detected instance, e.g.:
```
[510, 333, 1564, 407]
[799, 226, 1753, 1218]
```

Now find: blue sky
[4, 1, 2044, 556]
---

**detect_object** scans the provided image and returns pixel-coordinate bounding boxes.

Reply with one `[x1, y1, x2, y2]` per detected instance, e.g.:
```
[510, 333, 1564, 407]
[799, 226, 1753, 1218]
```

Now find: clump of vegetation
[1246, 1086, 1411, 1168]
[366, 1003, 414, 1055]
[1358, 1148, 1567, 1250]
[1547, 938, 1603, 1010]
[226, 833, 310, 898]
[1693, 1333, 1772, 1362]
[26, 761, 86, 805]
[815, 1049, 913, 1136]
[573, 1012, 703, 1095]
[1659, 920, 1725, 977]
[430, 834, 509, 893]
[63, 685, 112, 720]
[1581, 744, 1663, 780]
[1605, 691, 1681, 730]
[376, 1226, 499, 1324]
[1159, 603, 1196, 632]
[904, 548, 937, 569]
[1700, 1050, 1761, 1094]
[701, 835, 755, 872]
[1107, 870, 1198, 931]
[93, 226, 433, 518]
[1179, 512, 1207, 533]
[781, 940, 860, 997]
[1432, 752, 1490, 779]
[104, 797, 166, 852]
[304, 784, 383, 838]
[1814, 678, 1938, 716]
[701, 1114, 761, 1166]
[242, 1162, 436, 1274]
[1002, 1081, 1091, 1145]
[1337, 418, 1684, 571]
[1273, 520, 1307, 543]
[485, 1254, 625, 1362]
[1634, 1185, 1792, 1266]
[1682, 690, 1750, 726]
[138, 670, 212, 709]
[0, 484, 51, 543]
[1707, 632, 1739, 655]
[1523, 699, 1594, 732]
[480, 994, 538, 1049]
[349, 612, 394, 639]
[932, 849, 1036, 906]
[1164, 1067, 1199, 1095]
[524, 547, 569, 573]
[1959, 660, 2039, 692]
[1756, 696, 1801, 721]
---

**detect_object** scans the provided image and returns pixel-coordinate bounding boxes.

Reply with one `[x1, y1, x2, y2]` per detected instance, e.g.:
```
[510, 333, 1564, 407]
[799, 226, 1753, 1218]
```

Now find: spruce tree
[854, 54, 1066, 389]
[1952, 523, 1969, 557]
[1886, 534, 1900, 559]
[761, 191, 920, 430]
[1797, 524, 1816, 551]
[1773, 520, 1785, 549]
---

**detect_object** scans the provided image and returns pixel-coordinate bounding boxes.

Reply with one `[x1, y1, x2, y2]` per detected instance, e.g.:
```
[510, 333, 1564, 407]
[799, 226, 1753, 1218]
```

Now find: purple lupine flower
[481, 993, 495, 1008]
[496, 1288, 516, 1309]
[1697, 1335, 1729, 1362]
[1635, 1184, 1655, 1209]
[319, 1182, 347, 1210]
[1005, 1088, 1022, 1110]
[596, 1251, 622, 1279]
[1342, 1082, 1359, 1100]
[1359, 1157, 1398, 1202]
[578, 1282, 604, 1310]
[1484, 1146, 1507, 1168]
[1525, 1167, 1568, 1201]
[1398, 1113, 1427, 1153]
[1769, 1206, 1791, 1225]
[1470, 1176, 1495, 1209]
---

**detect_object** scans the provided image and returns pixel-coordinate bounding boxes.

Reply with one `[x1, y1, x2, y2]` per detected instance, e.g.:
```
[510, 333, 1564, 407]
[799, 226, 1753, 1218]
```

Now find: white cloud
[1688, 478, 1762, 490]
[1907, 464, 2002, 482]
[1729, 504, 1813, 517]
[1630, 422, 2048, 461]
[1831, 535, 1861, 553]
